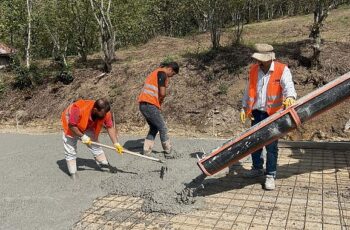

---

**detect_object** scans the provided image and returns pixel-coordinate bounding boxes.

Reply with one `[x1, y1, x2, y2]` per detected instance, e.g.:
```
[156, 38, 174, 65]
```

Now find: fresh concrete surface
[0, 133, 224, 230]
[2, 133, 348, 230]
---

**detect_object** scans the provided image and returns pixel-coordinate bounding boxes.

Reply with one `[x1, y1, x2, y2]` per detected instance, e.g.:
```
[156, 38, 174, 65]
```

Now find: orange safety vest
[138, 67, 168, 109]
[246, 61, 286, 115]
[61, 99, 107, 138]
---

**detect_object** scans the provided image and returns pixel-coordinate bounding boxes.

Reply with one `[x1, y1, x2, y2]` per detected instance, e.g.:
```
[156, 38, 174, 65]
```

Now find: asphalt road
[0, 133, 224, 230]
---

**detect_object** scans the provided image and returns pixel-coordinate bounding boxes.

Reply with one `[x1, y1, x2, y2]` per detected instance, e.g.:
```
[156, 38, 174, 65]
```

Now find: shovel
[90, 141, 165, 163]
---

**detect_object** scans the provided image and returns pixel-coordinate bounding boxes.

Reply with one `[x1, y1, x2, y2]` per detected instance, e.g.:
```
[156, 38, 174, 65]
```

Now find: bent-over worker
[61, 98, 123, 179]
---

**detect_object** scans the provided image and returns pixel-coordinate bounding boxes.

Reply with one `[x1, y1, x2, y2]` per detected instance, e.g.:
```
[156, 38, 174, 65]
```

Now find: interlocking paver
[269, 217, 287, 228]
[304, 221, 323, 229]
[286, 219, 305, 230]
[72, 146, 350, 230]
[252, 215, 270, 226]
[198, 217, 217, 227]
[215, 220, 234, 229]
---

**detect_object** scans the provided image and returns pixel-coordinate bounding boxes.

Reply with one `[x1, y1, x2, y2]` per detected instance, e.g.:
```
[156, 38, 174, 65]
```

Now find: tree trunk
[309, 0, 335, 68]
[90, 0, 116, 73]
[26, 0, 32, 69]
[232, 9, 245, 44]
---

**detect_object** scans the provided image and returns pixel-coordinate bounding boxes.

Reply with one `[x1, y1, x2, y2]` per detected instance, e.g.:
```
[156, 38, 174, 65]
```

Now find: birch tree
[230, 0, 246, 44]
[25, 0, 32, 68]
[90, 0, 116, 73]
[39, 0, 74, 68]
[70, 0, 98, 62]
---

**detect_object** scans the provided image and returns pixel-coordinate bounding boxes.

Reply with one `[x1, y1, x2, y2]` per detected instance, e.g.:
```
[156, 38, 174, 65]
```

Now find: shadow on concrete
[123, 139, 144, 152]
[190, 151, 205, 159]
[123, 138, 164, 154]
[56, 158, 138, 176]
[191, 148, 348, 197]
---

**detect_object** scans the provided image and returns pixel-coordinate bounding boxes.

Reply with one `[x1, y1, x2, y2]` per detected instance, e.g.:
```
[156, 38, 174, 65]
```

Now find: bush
[55, 65, 74, 85]
[56, 71, 74, 85]
[12, 67, 33, 89]
[218, 83, 229, 95]
[0, 80, 5, 95]
[10, 55, 44, 89]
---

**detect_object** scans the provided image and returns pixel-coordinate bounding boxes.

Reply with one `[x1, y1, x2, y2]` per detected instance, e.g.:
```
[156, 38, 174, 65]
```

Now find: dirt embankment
[0, 8, 350, 141]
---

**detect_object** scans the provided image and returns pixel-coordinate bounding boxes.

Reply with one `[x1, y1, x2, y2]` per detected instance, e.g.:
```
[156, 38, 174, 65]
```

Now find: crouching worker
[61, 98, 123, 179]
[138, 62, 179, 158]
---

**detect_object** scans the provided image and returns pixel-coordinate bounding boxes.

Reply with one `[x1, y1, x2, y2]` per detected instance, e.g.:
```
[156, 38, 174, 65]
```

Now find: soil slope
[0, 7, 349, 140]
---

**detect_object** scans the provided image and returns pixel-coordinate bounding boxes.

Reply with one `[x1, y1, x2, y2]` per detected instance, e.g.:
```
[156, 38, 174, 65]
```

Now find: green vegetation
[0, 0, 349, 80]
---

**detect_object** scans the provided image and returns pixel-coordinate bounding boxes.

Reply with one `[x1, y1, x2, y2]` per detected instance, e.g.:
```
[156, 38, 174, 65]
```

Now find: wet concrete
[0, 133, 225, 230]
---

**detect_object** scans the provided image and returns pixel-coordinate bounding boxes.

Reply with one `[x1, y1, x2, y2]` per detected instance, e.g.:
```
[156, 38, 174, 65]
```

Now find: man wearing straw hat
[240, 44, 297, 190]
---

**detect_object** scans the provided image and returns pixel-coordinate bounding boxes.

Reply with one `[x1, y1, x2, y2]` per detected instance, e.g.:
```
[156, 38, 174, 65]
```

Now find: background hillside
[0, 5, 349, 141]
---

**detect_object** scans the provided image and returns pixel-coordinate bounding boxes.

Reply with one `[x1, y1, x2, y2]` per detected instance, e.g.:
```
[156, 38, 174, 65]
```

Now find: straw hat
[251, 44, 276, 62]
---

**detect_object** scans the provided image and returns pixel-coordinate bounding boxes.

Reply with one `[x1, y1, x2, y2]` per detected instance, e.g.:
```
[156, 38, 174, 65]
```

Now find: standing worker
[138, 62, 179, 158]
[240, 44, 297, 190]
[61, 98, 123, 179]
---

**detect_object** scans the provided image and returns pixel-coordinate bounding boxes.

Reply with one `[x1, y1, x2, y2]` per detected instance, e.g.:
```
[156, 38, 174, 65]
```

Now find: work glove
[114, 143, 124, 155]
[283, 97, 296, 108]
[81, 134, 92, 145]
[240, 109, 254, 123]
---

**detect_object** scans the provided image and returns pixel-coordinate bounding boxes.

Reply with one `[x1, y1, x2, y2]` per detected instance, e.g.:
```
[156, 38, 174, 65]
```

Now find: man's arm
[68, 106, 91, 144]
[242, 84, 249, 110]
[68, 124, 84, 138]
[159, 86, 166, 105]
[104, 113, 123, 154]
[280, 66, 297, 99]
[107, 126, 118, 144]
[68, 105, 84, 138]
[158, 71, 167, 105]
[103, 112, 118, 144]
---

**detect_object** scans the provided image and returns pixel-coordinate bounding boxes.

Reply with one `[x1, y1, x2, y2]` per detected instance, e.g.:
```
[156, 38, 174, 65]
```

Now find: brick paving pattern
[73, 147, 350, 230]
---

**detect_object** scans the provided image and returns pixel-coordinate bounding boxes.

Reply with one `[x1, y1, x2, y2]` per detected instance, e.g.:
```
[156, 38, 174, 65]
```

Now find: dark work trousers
[139, 102, 169, 142]
[251, 110, 279, 178]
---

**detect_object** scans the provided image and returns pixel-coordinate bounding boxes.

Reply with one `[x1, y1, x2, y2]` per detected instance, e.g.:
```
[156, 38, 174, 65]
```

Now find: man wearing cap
[240, 44, 297, 190]
[138, 61, 180, 158]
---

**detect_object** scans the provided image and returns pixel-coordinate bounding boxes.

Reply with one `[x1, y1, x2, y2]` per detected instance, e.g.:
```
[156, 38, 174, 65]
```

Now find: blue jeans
[139, 102, 169, 142]
[251, 110, 278, 178]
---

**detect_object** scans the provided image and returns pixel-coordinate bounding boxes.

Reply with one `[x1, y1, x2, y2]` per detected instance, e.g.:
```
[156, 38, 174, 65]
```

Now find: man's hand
[240, 109, 254, 123]
[114, 143, 123, 155]
[81, 134, 92, 145]
[240, 109, 246, 123]
[283, 97, 296, 108]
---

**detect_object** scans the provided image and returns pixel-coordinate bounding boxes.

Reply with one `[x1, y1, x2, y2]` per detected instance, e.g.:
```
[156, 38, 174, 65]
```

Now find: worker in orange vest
[61, 98, 123, 179]
[240, 44, 297, 190]
[138, 62, 179, 158]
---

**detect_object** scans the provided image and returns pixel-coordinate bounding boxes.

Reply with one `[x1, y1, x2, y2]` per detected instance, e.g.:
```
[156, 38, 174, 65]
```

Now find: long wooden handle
[90, 141, 164, 163]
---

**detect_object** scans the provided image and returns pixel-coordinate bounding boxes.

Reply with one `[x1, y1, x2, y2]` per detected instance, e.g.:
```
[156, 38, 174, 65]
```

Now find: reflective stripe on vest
[142, 88, 158, 98]
[144, 83, 158, 92]
[61, 99, 106, 138]
[246, 61, 286, 115]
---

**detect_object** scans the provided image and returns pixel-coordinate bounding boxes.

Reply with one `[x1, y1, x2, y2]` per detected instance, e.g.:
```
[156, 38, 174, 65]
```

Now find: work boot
[66, 159, 77, 175]
[242, 168, 264, 178]
[95, 153, 112, 172]
[162, 140, 176, 159]
[66, 160, 78, 180]
[265, 175, 275, 190]
[70, 173, 78, 180]
[142, 139, 154, 155]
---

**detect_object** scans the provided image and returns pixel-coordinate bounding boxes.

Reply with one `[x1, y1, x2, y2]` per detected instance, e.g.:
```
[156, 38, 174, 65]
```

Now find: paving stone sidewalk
[73, 146, 350, 230]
